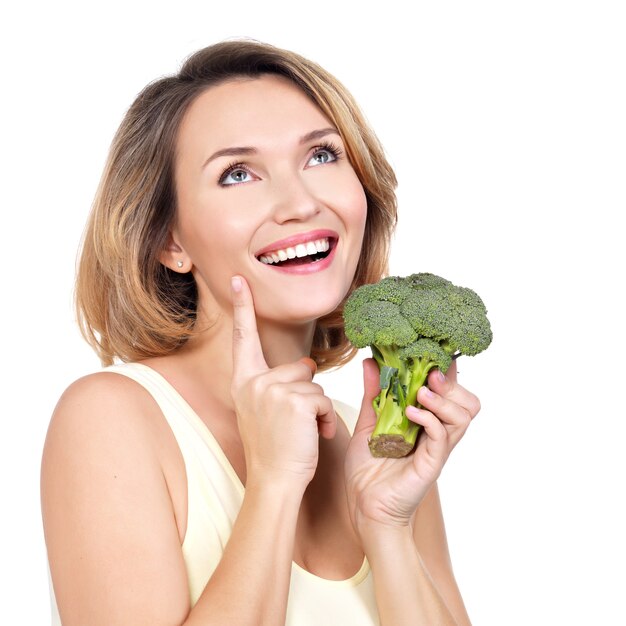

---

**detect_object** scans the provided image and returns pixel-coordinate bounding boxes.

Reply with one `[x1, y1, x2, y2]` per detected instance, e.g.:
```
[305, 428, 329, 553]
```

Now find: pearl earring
[177, 261, 184, 268]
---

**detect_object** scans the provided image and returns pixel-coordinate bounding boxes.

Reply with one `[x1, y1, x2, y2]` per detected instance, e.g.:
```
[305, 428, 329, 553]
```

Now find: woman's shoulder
[43, 366, 167, 470]
[53, 365, 156, 420]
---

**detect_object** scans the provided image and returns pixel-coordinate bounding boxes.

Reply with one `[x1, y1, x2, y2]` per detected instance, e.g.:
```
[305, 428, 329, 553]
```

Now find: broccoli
[343, 273, 492, 458]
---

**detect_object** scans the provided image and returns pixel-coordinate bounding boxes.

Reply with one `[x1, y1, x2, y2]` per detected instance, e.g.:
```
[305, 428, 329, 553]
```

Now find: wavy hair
[76, 38, 397, 370]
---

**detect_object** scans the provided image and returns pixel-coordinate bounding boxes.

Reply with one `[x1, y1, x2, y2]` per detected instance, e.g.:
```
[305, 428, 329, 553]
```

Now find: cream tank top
[48, 362, 379, 625]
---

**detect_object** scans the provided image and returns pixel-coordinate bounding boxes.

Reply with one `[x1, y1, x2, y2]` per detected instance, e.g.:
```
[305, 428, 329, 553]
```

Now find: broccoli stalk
[343, 273, 492, 458]
[370, 345, 414, 456]
[369, 341, 454, 457]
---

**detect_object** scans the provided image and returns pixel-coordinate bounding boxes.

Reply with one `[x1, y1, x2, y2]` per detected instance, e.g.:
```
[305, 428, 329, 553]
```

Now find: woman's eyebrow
[202, 127, 340, 169]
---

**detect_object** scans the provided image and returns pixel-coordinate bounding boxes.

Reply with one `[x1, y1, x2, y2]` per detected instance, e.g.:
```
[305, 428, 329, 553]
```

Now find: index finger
[231, 275, 267, 377]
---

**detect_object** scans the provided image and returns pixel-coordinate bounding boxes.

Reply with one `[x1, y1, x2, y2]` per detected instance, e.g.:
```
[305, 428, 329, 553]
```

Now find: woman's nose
[269, 174, 322, 223]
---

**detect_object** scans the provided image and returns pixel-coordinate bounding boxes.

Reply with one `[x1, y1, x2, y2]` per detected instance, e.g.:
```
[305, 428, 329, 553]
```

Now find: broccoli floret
[343, 272, 492, 458]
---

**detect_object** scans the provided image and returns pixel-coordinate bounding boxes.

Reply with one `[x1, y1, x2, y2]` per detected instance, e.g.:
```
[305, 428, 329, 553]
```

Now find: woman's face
[171, 74, 368, 326]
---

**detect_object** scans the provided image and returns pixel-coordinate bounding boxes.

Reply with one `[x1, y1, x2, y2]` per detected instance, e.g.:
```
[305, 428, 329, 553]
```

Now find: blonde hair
[76, 39, 398, 371]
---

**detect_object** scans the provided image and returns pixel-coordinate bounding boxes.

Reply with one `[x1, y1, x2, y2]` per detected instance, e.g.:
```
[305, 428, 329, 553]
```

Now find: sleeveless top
[48, 362, 379, 625]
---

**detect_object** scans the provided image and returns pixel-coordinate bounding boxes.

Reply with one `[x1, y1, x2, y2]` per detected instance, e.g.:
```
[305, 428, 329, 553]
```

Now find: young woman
[41, 39, 480, 626]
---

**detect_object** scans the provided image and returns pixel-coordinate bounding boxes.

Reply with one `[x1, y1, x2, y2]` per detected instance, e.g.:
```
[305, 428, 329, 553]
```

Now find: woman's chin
[257, 293, 344, 326]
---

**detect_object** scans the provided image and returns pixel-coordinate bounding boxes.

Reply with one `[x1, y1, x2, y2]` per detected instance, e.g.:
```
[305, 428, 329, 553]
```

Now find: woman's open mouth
[255, 236, 337, 274]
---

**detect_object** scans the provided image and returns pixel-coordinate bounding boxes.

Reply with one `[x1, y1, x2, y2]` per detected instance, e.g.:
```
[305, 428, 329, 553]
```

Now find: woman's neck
[162, 310, 317, 414]
[255, 317, 317, 368]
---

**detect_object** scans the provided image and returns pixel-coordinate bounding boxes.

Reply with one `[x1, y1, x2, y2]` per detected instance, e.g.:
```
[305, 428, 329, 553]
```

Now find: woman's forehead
[177, 75, 334, 160]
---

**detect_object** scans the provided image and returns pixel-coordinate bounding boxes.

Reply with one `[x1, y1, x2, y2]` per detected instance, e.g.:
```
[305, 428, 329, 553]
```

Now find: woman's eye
[220, 167, 252, 186]
[309, 148, 337, 166]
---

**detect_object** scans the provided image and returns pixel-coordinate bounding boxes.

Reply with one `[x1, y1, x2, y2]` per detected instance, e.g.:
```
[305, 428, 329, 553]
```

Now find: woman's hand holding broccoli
[344, 357, 480, 536]
[230, 275, 337, 491]
[342, 272, 489, 536]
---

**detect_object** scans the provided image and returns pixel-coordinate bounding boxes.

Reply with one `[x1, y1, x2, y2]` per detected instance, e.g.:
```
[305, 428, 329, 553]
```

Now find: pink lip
[254, 229, 339, 257]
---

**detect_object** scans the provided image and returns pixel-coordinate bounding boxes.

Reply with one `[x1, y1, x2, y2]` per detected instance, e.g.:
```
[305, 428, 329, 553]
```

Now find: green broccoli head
[343, 272, 492, 458]
[399, 283, 492, 356]
[343, 276, 414, 320]
[405, 272, 453, 291]
[343, 300, 416, 350]
[343, 276, 418, 357]
[399, 337, 453, 374]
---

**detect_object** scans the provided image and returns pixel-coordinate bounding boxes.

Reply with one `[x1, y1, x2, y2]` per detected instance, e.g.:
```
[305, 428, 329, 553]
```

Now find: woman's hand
[345, 358, 481, 537]
[229, 275, 336, 490]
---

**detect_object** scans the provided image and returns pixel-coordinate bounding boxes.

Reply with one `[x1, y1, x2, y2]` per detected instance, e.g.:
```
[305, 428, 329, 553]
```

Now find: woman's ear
[159, 230, 192, 273]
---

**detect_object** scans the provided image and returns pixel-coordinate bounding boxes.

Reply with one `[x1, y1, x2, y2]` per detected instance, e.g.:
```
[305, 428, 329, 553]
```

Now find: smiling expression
[170, 73, 368, 325]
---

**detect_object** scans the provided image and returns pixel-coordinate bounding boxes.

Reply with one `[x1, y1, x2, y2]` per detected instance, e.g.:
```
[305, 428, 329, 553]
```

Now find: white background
[2, 0, 624, 623]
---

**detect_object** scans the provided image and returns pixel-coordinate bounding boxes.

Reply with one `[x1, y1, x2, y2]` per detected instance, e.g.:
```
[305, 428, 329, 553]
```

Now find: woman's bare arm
[412, 484, 472, 626]
[352, 484, 471, 626]
[361, 522, 457, 626]
[41, 373, 303, 626]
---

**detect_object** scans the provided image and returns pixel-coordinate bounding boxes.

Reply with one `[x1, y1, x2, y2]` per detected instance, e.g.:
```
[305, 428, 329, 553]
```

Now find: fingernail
[231, 276, 242, 293]
[421, 386, 433, 398]
[437, 370, 446, 383]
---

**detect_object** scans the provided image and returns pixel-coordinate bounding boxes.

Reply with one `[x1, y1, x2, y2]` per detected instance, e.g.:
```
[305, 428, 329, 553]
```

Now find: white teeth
[258, 237, 331, 264]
